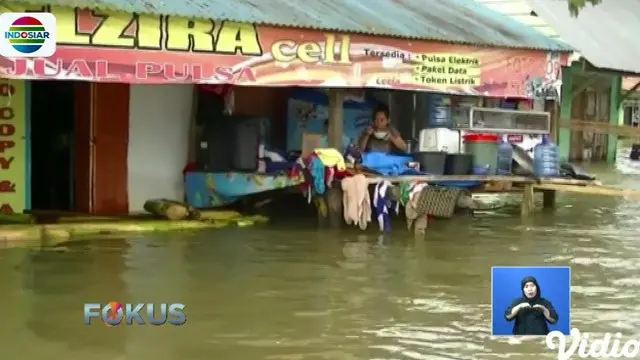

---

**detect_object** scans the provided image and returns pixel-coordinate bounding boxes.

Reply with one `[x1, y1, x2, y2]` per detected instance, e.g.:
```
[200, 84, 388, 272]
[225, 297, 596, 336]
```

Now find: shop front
[0, 3, 571, 216]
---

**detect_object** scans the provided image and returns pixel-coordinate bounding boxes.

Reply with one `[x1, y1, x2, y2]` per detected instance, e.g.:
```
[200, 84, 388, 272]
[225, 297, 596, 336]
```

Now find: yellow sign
[1, 3, 263, 55]
[412, 53, 481, 86]
[0, 78, 26, 214]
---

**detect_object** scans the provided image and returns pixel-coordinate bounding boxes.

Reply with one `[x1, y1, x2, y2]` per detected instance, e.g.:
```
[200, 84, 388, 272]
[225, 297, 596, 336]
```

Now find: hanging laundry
[405, 182, 429, 234]
[290, 157, 312, 202]
[309, 156, 326, 195]
[314, 196, 328, 217]
[325, 166, 335, 188]
[398, 182, 411, 206]
[373, 181, 399, 232]
[314, 148, 346, 171]
[341, 174, 371, 230]
[291, 154, 326, 202]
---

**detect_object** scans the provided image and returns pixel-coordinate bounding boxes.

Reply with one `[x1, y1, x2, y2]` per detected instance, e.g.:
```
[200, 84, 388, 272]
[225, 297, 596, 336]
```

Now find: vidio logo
[84, 301, 186, 326]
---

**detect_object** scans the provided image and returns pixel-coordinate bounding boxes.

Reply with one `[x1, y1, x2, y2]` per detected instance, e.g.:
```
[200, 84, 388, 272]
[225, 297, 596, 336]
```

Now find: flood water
[2, 146, 640, 360]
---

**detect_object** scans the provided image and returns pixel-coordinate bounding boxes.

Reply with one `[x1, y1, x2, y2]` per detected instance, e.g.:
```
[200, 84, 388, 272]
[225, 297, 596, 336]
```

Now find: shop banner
[0, 4, 568, 98]
[0, 78, 26, 214]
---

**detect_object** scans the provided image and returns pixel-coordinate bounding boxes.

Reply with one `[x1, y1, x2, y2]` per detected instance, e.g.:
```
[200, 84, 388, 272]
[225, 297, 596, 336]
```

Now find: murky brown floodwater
[2, 145, 640, 360]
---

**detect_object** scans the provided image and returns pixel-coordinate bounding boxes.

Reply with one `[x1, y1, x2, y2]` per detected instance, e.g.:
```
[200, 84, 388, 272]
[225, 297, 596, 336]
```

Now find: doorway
[30, 80, 76, 211]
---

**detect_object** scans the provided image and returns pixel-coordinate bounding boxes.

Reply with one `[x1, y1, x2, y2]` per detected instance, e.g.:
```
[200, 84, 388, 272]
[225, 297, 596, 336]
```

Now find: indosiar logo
[84, 301, 186, 326]
[0, 12, 56, 57]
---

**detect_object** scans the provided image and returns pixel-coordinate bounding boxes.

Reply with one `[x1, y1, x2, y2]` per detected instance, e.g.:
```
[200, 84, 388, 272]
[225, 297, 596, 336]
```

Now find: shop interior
[186, 84, 555, 212]
[191, 85, 551, 169]
[29, 80, 77, 212]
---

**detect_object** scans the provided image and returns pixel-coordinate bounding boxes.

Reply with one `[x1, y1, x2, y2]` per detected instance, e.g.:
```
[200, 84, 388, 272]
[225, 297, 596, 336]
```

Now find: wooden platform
[360, 174, 640, 216]
[364, 175, 599, 186]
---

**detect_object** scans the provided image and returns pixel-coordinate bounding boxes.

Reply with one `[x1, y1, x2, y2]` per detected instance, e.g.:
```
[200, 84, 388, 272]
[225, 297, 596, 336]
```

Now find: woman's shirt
[505, 297, 557, 335]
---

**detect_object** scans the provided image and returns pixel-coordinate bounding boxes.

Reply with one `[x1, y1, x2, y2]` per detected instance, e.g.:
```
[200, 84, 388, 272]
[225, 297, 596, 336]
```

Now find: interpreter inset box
[491, 266, 570, 336]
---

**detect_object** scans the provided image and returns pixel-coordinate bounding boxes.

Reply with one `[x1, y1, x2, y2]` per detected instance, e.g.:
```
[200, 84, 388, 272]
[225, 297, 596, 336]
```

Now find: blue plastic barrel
[533, 135, 559, 177]
[496, 137, 513, 175]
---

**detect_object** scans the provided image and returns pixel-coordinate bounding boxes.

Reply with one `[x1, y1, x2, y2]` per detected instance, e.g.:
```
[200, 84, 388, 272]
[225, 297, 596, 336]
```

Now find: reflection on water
[2, 150, 640, 359]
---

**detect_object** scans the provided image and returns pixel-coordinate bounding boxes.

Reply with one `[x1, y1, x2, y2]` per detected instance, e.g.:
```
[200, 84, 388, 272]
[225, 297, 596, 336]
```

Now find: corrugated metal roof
[474, 0, 563, 40]
[11, 0, 573, 51]
[623, 77, 640, 91]
[526, 0, 640, 74]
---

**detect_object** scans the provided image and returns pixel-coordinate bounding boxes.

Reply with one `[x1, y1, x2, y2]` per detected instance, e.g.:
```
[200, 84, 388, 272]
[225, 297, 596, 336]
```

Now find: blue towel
[362, 152, 413, 176]
[310, 156, 326, 195]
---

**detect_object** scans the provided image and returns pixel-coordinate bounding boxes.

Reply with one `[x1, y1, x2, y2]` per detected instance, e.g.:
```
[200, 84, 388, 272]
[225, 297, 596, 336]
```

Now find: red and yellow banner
[0, 4, 569, 98]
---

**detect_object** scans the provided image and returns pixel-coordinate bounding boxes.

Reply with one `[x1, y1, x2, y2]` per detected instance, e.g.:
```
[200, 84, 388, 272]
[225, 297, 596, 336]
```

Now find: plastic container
[418, 128, 461, 153]
[630, 144, 640, 161]
[426, 94, 452, 128]
[463, 133, 499, 175]
[198, 115, 261, 172]
[413, 151, 447, 175]
[445, 154, 472, 175]
[533, 135, 559, 177]
[497, 138, 514, 175]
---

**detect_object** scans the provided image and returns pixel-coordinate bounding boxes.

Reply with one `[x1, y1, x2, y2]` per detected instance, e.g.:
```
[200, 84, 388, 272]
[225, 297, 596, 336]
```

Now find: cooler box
[418, 128, 462, 153]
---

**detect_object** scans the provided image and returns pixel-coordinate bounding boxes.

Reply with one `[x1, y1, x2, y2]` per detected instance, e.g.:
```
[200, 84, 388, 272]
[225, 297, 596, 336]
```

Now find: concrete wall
[127, 85, 193, 213]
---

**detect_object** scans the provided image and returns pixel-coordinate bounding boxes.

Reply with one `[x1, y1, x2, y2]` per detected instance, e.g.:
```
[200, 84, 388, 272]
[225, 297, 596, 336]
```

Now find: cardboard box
[301, 132, 322, 157]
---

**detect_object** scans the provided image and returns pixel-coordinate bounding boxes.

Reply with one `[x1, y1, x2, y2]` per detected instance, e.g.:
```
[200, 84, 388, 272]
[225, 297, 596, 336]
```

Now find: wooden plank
[538, 177, 602, 186]
[533, 184, 640, 199]
[560, 119, 640, 139]
[365, 175, 597, 186]
[366, 175, 533, 183]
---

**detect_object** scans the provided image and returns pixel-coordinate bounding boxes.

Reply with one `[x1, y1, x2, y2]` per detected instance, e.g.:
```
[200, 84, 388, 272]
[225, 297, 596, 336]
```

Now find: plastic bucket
[413, 151, 446, 175]
[463, 133, 499, 175]
[445, 154, 472, 175]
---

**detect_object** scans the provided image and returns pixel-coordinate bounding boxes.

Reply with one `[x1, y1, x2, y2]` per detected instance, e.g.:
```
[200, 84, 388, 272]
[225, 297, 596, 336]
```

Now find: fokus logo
[84, 302, 186, 326]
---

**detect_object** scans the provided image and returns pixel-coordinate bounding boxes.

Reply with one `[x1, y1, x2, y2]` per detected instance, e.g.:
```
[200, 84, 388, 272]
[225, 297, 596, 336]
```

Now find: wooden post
[521, 184, 535, 216]
[542, 189, 556, 210]
[327, 89, 344, 148]
[320, 89, 345, 228]
[546, 100, 559, 144]
[558, 65, 574, 162]
[607, 75, 622, 163]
